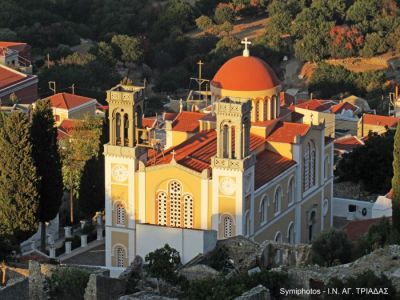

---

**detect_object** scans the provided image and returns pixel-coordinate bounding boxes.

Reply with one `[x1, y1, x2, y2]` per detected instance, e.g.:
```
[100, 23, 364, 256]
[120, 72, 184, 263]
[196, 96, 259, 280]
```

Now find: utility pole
[47, 53, 50, 69]
[71, 84, 75, 95]
[48, 81, 56, 94]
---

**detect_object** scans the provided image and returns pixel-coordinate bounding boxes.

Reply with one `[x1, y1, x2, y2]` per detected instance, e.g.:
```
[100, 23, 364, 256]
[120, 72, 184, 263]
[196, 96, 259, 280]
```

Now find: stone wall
[84, 273, 126, 300]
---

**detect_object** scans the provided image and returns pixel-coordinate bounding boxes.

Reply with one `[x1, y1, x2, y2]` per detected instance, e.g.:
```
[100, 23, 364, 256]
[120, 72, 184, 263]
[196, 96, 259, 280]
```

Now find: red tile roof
[363, 114, 399, 128]
[142, 116, 157, 128]
[343, 218, 391, 241]
[163, 112, 177, 121]
[387, 189, 393, 199]
[266, 122, 310, 144]
[0, 41, 27, 48]
[48, 93, 95, 110]
[331, 101, 358, 114]
[147, 130, 265, 173]
[254, 151, 296, 189]
[0, 65, 26, 89]
[334, 135, 364, 152]
[171, 111, 206, 133]
[57, 119, 81, 140]
[296, 99, 335, 112]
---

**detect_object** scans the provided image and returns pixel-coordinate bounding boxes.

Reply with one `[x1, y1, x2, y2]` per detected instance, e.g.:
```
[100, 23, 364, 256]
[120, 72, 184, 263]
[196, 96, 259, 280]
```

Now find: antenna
[48, 81, 56, 94]
[190, 60, 210, 101]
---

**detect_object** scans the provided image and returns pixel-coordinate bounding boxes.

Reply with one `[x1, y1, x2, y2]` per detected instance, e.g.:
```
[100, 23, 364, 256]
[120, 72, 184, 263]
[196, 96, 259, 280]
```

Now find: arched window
[260, 195, 268, 224]
[223, 215, 233, 238]
[124, 114, 129, 146]
[169, 181, 182, 227]
[310, 141, 316, 187]
[115, 246, 126, 268]
[255, 100, 260, 121]
[288, 178, 295, 205]
[222, 124, 229, 158]
[274, 187, 282, 215]
[116, 113, 121, 145]
[157, 192, 167, 226]
[308, 210, 316, 242]
[287, 222, 295, 244]
[274, 231, 283, 264]
[183, 194, 193, 228]
[263, 98, 268, 120]
[244, 210, 250, 236]
[275, 231, 282, 242]
[115, 202, 126, 225]
[324, 156, 329, 179]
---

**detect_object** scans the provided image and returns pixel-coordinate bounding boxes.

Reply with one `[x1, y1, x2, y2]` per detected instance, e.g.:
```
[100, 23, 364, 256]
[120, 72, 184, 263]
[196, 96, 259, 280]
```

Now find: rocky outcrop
[179, 264, 219, 281]
[288, 245, 400, 292]
[119, 256, 144, 282]
[234, 285, 270, 300]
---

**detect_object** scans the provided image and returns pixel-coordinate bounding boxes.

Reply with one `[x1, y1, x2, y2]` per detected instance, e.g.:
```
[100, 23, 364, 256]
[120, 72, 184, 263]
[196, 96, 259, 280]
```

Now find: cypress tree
[31, 100, 63, 252]
[0, 112, 39, 242]
[392, 123, 400, 233]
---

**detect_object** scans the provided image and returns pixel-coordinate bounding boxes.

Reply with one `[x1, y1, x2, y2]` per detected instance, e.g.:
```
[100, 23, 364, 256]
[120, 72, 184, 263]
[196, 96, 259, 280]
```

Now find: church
[104, 41, 333, 273]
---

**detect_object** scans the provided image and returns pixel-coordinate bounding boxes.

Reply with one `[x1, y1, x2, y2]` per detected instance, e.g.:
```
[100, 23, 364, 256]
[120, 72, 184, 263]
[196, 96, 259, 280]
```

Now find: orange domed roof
[211, 56, 280, 91]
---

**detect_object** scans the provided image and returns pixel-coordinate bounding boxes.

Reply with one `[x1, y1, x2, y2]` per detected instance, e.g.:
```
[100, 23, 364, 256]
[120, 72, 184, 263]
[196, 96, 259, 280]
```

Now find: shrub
[312, 229, 352, 267]
[184, 269, 288, 300]
[207, 245, 230, 271]
[145, 244, 181, 283]
[48, 267, 90, 300]
[214, 5, 235, 25]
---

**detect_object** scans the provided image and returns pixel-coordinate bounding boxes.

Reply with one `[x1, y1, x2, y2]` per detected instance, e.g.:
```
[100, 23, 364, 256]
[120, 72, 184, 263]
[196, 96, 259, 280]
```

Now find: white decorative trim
[201, 177, 209, 229]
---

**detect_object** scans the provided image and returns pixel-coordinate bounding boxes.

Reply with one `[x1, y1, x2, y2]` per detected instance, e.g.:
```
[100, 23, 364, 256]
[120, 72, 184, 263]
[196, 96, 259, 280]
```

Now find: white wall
[136, 224, 217, 264]
[332, 197, 374, 220]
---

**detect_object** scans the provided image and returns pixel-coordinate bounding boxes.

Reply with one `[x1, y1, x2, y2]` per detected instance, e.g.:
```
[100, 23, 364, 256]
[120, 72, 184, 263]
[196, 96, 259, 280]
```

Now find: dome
[211, 56, 280, 91]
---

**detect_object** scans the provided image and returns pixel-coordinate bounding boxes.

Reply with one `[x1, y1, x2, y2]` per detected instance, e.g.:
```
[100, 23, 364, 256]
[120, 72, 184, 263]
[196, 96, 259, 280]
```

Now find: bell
[141, 129, 149, 141]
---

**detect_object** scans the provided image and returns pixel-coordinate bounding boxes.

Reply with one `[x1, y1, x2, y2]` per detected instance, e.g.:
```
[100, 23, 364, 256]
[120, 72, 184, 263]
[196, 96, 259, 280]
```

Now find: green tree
[78, 120, 107, 218]
[312, 229, 353, 267]
[48, 267, 90, 300]
[196, 15, 214, 32]
[392, 124, 400, 234]
[336, 131, 394, 193]
[360, 32, 388, 58]
[0, 112, 39, 242]
[60, 117, 103, 224]
[145, 244, 181, 284]
[31, 99, 63, 252]
[111, 34, 143, 65]
[214, 5, 235, 25]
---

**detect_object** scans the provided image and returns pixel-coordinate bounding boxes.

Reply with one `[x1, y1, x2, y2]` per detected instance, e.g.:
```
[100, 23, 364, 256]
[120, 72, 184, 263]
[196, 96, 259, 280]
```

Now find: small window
[274, 187, 282, 215]
[260, 196, 268, 224]
[223, 215, 233, 238]
[115, 246, 125, 268]
[116, 203, 126, 225]
[348, 204, 356, 212]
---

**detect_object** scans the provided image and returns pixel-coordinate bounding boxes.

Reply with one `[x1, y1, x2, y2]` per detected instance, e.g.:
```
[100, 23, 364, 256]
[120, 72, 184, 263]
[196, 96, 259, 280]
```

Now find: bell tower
[211, 97, 256, 239]
[107, 84, 145, 148]
[104, 83, 147, 273]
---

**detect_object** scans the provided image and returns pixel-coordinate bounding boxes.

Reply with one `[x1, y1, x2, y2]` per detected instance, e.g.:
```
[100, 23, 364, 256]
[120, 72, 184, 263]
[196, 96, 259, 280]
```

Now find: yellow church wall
[171, 131, 192, 148]
[218, 196, 236, 216]
[253, 209, 296, 243]
[300, 192, 322, 243]
[111, 231, 129, 267]
[111, 184, 129, 226]
[253, 170, 296, 230]
[144, 165, 203, 228]
[211, 85, 281, 99]
[266, 142, 293, 159]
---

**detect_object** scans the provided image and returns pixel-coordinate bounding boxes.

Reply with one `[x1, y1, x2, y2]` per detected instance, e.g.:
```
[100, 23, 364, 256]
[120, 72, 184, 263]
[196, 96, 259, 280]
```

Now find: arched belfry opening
[106, 83, 145, 148]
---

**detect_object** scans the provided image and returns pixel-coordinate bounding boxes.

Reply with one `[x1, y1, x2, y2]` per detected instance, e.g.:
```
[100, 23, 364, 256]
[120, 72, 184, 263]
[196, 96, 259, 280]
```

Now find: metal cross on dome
[241, 37, 251, 57]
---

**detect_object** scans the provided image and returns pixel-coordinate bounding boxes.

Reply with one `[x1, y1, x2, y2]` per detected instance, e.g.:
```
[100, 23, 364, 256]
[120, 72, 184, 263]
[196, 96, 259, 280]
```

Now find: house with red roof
[331, 101, 360, 136]
[334, 135, 364, 156]
[357, 113, 400, 137]
[292, 99, 337, 137]
[43, 92, 97, 125]
[0, 64, 37, 104]
[103, 42, 334, 275]
[0, 42, 32, 74]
